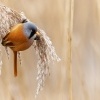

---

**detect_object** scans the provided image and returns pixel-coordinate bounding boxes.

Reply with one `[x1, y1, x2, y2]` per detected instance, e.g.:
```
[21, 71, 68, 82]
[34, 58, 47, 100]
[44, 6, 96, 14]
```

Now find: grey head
[23, 21, 39, 40]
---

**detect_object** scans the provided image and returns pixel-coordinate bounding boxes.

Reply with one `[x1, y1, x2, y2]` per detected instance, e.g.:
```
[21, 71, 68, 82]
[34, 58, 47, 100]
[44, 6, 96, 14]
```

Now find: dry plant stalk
[65, 0, 74, 100]
[0, 3, 60, 96]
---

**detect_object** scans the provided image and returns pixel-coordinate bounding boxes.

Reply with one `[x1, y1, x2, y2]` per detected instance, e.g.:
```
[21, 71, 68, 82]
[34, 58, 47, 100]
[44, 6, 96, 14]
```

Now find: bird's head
[23, 21, 40, 40]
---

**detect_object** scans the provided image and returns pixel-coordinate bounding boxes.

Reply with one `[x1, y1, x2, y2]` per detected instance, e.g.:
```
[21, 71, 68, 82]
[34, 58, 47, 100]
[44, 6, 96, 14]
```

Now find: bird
[1, 21, 40, 77]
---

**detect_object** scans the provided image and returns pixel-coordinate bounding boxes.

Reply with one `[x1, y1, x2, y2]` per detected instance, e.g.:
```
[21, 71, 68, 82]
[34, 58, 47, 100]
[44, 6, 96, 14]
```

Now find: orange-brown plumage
[5, 24, 27, 43]
[3, 23, 34, 51]
[2, 22, 40, 76]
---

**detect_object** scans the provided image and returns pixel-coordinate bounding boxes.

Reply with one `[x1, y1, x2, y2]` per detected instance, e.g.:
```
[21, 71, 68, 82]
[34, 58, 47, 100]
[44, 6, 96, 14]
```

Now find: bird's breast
[10, 38, 34, 51]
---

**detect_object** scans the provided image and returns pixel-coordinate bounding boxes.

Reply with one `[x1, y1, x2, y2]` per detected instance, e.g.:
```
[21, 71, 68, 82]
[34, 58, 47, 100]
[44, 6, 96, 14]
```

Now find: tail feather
[14, 51, 17, 77]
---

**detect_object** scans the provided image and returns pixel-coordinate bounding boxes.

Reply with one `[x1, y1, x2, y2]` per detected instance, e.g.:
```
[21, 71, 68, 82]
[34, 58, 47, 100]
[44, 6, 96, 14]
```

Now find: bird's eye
[28, 29, 36, 39]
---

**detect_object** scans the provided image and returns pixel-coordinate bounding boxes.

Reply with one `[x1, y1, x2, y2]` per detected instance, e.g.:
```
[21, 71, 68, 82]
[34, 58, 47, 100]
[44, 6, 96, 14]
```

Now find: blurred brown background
[0, 0, 100, 100]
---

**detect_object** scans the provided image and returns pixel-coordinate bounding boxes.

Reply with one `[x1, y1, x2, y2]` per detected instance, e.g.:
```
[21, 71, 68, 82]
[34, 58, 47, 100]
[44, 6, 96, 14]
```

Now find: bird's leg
[13, 51, 17, 77]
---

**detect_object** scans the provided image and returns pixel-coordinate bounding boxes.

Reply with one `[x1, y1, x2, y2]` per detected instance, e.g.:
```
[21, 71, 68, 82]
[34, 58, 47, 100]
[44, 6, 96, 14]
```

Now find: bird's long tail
[13, 51, 17, 77]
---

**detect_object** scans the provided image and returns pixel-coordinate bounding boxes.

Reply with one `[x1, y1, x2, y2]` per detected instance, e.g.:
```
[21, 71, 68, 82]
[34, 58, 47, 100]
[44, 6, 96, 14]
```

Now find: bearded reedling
[2, 21, 40, 76]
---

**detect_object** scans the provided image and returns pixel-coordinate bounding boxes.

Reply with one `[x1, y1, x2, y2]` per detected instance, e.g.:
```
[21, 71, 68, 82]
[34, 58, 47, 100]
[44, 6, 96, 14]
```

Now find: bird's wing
[2, 40, 15, 47]
[2, 33, 15, 47]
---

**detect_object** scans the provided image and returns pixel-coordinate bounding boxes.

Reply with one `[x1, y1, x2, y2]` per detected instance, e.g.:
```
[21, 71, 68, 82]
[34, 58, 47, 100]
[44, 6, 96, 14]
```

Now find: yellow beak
[34, 31, 40, 40]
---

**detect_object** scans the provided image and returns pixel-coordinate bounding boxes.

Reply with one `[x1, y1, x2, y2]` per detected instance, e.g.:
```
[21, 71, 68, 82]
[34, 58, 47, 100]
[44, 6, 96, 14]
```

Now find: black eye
[28, 29, 36, 39]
